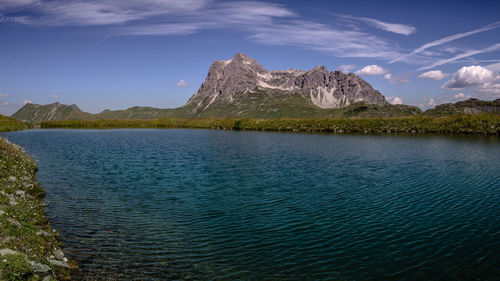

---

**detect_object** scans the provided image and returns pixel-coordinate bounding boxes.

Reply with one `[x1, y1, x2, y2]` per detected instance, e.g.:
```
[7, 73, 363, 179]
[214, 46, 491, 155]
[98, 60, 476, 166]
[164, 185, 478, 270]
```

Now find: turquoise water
[4, 129, 500, 280]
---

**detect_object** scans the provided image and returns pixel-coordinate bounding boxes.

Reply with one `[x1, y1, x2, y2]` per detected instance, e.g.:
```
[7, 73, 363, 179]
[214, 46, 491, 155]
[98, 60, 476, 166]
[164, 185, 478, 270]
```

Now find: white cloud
[442, 65, 499, 90]
[419, 70, 449, 80]
[51, 95, 60, 98]
[391, 20, 500, 63]
[386, 96, 403, 105]
[418, 43, 500, 71]
[334, 14, 416, 35]
[428, 98, 435, 106]
[0, 101, 8, 106]
[355, 65, 387, 76]
[0, 94, 8, 98]
[338, 64, 356, 73]
[23, 100, 32, 105]
[476, 82, 500, 98]
[176, 79, 187, 87]
[451, 93, 473, 100]
[384, 73, 392, 80]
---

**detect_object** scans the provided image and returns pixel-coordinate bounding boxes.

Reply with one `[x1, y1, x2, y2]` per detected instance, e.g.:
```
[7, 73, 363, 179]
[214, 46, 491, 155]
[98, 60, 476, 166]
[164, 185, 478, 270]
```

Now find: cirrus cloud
[0, 1, 405, 60]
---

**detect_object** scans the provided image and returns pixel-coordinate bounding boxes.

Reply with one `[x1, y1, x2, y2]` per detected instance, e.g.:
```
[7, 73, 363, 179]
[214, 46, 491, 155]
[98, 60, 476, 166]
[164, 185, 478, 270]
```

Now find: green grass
[0, 138, 75, 280]
[0, 115, 29, 132]
[40, 114, 500, 135]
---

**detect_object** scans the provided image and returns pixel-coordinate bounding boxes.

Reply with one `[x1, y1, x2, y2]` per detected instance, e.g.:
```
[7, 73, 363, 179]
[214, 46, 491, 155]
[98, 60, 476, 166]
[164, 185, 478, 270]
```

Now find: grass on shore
[40, 114, 500, 135]
[0, 138, 75, 280]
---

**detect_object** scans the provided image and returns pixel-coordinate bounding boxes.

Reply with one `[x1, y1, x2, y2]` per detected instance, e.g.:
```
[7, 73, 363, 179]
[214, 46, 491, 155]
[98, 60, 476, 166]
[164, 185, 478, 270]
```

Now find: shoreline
[0, 138, 75, 280]
[38, 115, 500, 136]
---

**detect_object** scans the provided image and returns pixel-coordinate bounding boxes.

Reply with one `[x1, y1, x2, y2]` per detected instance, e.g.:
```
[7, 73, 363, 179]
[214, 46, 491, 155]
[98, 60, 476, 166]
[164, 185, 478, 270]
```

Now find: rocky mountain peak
[186, 53, 388, 113]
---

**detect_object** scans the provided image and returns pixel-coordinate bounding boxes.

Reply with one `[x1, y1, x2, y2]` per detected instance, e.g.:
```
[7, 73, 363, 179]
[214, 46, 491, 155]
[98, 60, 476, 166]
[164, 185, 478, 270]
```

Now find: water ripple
[4, 129, 500, 281]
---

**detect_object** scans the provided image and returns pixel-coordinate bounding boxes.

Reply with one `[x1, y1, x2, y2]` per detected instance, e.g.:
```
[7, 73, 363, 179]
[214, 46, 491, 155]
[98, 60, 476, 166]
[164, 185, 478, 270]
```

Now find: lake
[4, 129, 500, 280]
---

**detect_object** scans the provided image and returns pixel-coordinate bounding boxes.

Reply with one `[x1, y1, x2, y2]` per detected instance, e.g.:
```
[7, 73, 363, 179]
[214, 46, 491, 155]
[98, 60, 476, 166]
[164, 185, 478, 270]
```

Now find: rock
[0, 210, 5, 216]
[29, 261, 52, 273]
[53, 249, 64, 260]
[47, 258, 70, 268]
[8, 176, 16, 182]
[36, 230, 52, 237]
[43, 276, 54, 281]
[186, 53, 387, 113]
[0, 248, 22, 256]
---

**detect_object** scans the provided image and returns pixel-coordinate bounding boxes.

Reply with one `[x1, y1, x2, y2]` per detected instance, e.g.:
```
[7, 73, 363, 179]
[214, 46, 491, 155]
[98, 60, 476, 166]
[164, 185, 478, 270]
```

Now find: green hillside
[425, 98, 500, 117]
[0, 114, 29, 132]
[11, 103, 93, 123]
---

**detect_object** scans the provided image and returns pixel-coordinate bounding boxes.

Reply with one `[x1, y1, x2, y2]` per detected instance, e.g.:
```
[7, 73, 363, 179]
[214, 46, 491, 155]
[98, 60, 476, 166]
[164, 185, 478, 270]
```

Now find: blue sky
[0, 0, 499, 115]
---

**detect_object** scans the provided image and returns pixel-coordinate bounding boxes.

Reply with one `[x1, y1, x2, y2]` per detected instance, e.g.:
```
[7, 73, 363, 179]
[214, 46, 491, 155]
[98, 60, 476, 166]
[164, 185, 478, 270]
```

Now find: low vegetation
[0, 138, 75, 280]
[0, 115, 30, 132]
[40, 114, 500, 135]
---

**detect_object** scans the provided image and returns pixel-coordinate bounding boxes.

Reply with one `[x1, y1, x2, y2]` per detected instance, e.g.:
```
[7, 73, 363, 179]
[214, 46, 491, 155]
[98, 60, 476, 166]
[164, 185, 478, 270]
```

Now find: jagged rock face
[187, 53, 387, 112]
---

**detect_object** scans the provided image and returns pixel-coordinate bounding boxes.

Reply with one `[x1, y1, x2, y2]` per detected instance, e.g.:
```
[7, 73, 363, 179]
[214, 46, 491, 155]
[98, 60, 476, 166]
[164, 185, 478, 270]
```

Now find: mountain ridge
[185, 53, 388, 114]
[11, 53, 499, 123]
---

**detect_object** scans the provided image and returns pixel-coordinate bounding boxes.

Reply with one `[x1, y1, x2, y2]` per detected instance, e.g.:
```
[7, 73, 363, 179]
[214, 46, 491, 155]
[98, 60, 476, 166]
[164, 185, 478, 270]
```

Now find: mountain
[424, 98, 500, 117]
[12, 53, 425, 122]
[11, 102, 93, 123]
[184, 53, 388, 115]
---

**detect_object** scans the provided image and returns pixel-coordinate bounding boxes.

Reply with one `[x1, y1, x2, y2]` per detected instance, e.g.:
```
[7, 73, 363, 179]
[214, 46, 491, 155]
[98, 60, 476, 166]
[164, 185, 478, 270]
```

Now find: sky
[0, 0, 499, 115]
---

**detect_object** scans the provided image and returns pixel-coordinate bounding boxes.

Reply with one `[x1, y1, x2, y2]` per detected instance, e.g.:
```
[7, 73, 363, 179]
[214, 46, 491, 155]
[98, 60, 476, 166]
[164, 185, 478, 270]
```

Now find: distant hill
[0, 114, 29, 131]
[11, 102, 93, 123]
[424, 98, 500, 117]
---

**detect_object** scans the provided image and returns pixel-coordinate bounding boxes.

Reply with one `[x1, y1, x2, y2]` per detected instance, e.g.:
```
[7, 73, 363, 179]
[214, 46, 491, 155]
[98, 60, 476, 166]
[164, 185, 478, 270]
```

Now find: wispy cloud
[250, 21, 402, 59]
[486, 61, 500, 72]
[334, 14, 416, 35]
[384, 73, 410, 84]
[418, 43, 500, 71]
[0, 94, 8, 98]
[0, 0, 403, 60]
[338, 64, 356, 73]
[93, 35, 110, 46]
[391, 21, 500, 63]
[51, 95, 60, 98]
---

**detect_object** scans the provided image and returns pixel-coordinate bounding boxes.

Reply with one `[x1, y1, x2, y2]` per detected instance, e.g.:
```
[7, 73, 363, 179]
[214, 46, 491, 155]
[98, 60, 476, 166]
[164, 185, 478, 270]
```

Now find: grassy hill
[425, 98, 500, 117]
[11, 103, 93, 123]
[94, 91, 422, 120]
[0, 114, 30, 132]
